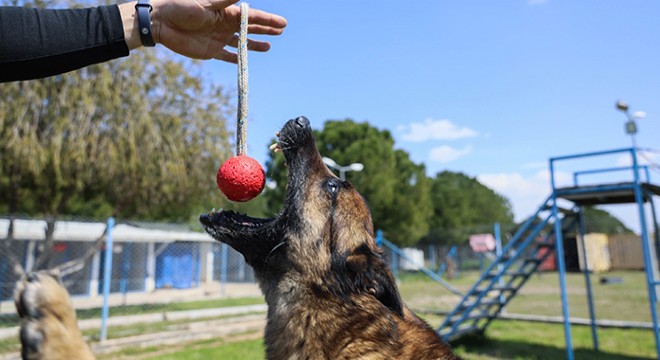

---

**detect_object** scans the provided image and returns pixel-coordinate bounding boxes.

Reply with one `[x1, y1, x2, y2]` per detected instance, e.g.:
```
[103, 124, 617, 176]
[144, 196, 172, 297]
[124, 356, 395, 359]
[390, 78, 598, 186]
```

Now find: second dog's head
[200, 116, 402, 314]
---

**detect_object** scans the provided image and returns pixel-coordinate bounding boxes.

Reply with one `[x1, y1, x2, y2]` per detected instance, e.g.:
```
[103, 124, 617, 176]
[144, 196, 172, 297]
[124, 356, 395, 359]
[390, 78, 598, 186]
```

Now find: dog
[14, 270, 95, 360]
[200, 116, 458, 359]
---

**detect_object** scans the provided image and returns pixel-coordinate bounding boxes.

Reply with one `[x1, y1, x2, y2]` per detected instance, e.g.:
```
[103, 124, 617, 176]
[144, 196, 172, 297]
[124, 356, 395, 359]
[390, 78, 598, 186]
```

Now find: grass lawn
[3, 270, 657, 359]
[142, 321, 656, 360]
[141, 270, 657, 359]
[0, 297, 265, 355]
[145, 338, 265, 360]
[0, 296, 264, 329]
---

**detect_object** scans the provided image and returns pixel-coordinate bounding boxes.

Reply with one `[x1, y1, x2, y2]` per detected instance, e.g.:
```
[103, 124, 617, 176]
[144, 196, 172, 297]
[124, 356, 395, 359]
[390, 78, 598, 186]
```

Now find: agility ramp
[436, 147, 660, 360]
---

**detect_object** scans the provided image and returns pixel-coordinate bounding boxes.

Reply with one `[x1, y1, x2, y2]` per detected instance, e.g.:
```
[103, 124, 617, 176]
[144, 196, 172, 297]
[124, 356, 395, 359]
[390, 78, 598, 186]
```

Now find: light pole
[322, 156, 364, 180]
[616, 100, 646, 149]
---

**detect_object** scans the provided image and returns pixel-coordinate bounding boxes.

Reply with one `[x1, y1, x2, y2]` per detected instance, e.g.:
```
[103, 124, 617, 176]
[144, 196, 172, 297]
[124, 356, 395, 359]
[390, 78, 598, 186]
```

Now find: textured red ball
[216, 155, 266, 202]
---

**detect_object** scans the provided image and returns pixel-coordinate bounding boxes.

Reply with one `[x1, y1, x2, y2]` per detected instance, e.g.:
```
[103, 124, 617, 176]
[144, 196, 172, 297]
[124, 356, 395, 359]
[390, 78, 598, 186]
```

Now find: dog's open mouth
[200, 116, 313, 237]
[200, 210, 273, 231]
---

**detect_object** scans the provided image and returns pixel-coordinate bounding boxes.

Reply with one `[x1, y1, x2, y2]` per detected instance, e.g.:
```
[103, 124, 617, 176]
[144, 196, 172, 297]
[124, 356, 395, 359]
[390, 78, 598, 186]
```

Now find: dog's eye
[325, 179, 340, 196]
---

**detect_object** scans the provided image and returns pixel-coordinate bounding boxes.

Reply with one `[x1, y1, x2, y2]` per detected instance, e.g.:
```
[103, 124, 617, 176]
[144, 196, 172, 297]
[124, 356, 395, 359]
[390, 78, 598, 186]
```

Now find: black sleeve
[0, 5, 130, 82]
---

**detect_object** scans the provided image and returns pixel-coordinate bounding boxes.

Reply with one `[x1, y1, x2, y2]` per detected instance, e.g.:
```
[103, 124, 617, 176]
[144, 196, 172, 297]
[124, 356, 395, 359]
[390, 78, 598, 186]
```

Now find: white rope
[236, 2, 249, 156]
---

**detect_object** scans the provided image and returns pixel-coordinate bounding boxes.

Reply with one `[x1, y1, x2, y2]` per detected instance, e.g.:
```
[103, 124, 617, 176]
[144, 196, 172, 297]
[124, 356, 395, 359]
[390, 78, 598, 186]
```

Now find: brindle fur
[14, 271, 95, 360]
[201, 116, 458, 359]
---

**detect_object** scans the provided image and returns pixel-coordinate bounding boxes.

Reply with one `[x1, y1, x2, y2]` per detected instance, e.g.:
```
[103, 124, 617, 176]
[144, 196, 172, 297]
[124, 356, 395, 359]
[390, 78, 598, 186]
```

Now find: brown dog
[14, 271, 95, 360]
[201, 116, 458, 359]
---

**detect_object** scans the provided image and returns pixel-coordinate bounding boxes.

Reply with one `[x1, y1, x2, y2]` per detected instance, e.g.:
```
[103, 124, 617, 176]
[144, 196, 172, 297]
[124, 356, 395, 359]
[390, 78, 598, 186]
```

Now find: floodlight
[632, 111, 646, 120]
[322, 157, 337, 168]
[616, 100, 629, 112]
[349, 163, 364, 172]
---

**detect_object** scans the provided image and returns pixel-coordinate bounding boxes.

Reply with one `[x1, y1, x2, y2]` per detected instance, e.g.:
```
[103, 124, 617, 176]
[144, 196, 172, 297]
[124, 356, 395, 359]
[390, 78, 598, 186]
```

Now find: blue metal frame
[549, 157, 576, 360]
[120, 242, 131, 295]
[573, 165, 651, 186]
[494, 223, 505, 307]
[376, 230, 463, 296]
[439, 210, 554, 339]
[100, 217, 115, 342]
[630, 148, 660, 356]
[549, 147, 660, 359]
[577, 207, 599, 351]
[437, 146, 659, 360]
[220, 243, 228, 296]
[437, 246, 458, 277]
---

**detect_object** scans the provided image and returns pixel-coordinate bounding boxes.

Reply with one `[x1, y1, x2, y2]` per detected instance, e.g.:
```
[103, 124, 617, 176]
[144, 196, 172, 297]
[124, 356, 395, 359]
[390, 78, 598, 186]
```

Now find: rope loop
[236, 2, 249, 156]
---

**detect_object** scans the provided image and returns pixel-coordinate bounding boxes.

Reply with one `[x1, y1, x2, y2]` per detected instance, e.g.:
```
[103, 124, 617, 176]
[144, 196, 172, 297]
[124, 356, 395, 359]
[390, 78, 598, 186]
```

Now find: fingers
[227, 35, 272, 52]
[214, 48, 238, 63]
[206, 0, 287, 32]
[247, 8, 287, 30]
[248, 24, 284, 36]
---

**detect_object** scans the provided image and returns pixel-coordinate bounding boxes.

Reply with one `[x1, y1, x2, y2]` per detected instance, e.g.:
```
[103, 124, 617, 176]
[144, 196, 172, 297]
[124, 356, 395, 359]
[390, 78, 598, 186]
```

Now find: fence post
[220, 243, 228, 296]
[494, 223, 505, 308]
[428, 244, 437, 270]
[100, 217, 115, 342]
[392, 251, 399, 279]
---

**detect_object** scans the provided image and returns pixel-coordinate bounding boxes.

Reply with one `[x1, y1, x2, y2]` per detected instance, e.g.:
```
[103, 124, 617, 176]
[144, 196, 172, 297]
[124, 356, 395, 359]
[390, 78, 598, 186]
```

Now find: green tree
[0, 48, 234, 270]
[582, 207, 633, 234]
[425, 171, 514, 245]
[263, 119, 433, 247]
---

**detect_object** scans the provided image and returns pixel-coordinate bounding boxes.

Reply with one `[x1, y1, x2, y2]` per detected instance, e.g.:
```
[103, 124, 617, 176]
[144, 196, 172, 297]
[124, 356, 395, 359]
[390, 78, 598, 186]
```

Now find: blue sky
[202, 0, 660, 232]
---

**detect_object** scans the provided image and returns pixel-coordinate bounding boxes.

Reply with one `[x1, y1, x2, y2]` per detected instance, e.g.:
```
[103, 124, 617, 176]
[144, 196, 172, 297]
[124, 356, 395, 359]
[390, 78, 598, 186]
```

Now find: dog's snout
[295, 116, 310, 128]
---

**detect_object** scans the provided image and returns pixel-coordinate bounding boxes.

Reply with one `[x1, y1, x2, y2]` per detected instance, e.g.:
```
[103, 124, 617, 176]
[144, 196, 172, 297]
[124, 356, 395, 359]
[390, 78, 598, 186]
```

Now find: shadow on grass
[452, 333, 653, 360]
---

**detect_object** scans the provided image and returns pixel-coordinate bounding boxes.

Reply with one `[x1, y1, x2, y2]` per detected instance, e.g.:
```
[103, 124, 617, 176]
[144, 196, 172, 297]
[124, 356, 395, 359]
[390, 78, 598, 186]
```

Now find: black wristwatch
[135, 0, 155, 47]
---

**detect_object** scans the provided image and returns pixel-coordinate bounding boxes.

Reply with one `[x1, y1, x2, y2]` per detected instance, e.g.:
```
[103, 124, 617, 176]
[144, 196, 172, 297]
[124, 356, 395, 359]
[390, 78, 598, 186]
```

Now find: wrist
[149, 0, 162, 44]
[119, 0, 161, 49]
[119, 2, 142, 50]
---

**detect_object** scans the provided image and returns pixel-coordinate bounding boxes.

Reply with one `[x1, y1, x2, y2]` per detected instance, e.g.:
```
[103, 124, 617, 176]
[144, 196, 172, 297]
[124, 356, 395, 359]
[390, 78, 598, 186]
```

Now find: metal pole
[550, 160, 575, 360]
[631, 148, 660, 357]
[578, 207, 599, 351]
[649, 197, 660, 273]
[392, 251, 399, 279]
[494, 223, 505, 308]
[220, 243, 228, 296]
[100, 217, 115, 342]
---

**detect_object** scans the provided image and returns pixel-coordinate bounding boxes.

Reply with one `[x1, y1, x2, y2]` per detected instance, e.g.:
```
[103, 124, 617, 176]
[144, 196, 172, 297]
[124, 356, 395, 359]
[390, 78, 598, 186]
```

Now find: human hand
[120, 0, 287, 62]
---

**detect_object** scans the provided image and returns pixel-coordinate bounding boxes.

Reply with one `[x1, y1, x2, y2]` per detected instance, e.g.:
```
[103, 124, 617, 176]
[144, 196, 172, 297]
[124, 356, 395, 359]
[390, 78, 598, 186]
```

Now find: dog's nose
[295, 116, 310, 128]
[26, 273, 38, 282]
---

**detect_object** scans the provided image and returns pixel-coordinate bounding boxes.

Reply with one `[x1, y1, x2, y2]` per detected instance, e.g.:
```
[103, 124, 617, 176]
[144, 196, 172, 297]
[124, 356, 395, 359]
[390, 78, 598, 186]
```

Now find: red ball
[216, 155, 266, 202]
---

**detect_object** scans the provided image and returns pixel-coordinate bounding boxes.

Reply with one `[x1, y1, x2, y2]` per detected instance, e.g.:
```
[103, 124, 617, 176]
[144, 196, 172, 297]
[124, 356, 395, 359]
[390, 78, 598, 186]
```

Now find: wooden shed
[608, 233, 645, 270]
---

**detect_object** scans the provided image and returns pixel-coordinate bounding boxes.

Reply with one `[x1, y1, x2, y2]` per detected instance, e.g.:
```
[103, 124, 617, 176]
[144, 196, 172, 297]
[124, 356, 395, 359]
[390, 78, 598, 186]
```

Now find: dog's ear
[346, 244, 404, 317]
[368, 262, 404, 317]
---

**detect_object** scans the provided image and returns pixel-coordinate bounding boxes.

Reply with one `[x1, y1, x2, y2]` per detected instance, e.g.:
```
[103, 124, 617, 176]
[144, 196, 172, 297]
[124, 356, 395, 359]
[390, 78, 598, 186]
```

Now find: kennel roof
[0, 218, 214, 243]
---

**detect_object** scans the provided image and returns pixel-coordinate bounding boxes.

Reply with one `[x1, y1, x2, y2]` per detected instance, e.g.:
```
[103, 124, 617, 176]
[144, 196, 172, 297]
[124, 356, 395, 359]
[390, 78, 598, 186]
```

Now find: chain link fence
[0, 215, 262, 356]
[378, 212, 658, 334]
[0, 210, 657, 357]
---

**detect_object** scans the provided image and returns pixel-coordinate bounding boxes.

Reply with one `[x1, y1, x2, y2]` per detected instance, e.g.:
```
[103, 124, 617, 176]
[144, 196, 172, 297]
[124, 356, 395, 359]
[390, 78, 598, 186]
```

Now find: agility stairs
[436, 196, 577, 340]
[436, 147, 660, 360]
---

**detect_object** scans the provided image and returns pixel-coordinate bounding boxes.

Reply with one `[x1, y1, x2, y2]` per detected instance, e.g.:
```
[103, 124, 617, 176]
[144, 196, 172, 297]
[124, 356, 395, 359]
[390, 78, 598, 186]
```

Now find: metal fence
[0, 215, 260, 355]
[0, 213, 656, 357]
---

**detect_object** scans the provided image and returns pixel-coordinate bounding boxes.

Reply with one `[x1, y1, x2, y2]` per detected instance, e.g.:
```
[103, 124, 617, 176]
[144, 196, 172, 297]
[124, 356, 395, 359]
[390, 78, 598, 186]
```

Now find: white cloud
[478, 169, 643, 233]
[402, 118, 478, 142]
[616, 150, 660, 168]
[429, 145, 473, 163]
[477, 170, 572, 222]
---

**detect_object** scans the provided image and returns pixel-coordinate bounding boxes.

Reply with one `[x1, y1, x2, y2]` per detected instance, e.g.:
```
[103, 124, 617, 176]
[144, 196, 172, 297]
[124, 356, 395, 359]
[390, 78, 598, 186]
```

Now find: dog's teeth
[269, 143, 278, 151]
[274, 147, 281, 153]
